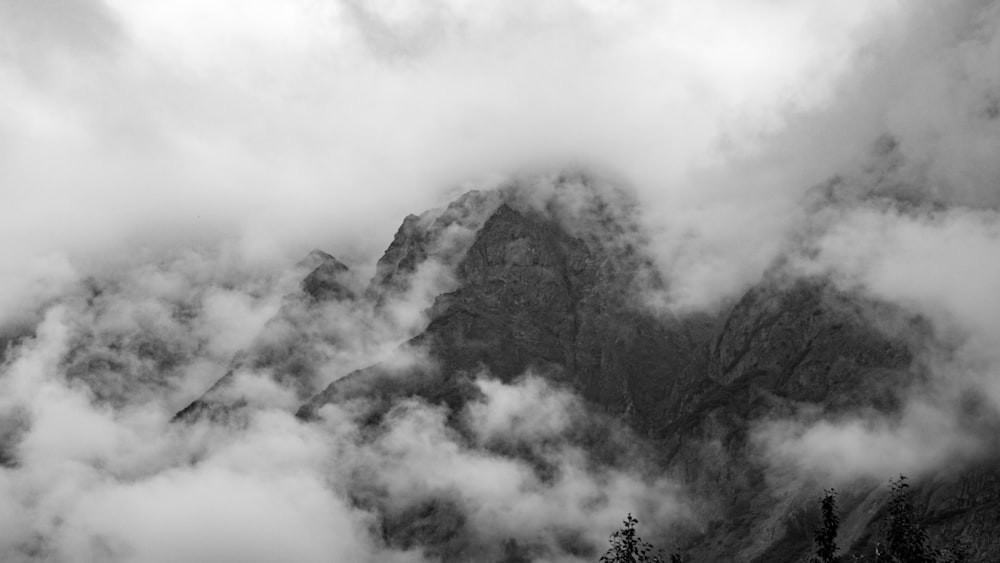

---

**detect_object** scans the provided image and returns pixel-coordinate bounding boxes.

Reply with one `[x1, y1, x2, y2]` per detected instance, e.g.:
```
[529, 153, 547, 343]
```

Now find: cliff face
[366, 189, 507, 306]
[656, 280, 925, 561]
[180, 176, 999, 561]
[412, 201, 713, 434]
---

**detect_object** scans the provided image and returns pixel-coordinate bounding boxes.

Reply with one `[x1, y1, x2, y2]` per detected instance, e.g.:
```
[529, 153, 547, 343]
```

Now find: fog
[0, 279, 683, 561]
[2, 0, 1000, 560]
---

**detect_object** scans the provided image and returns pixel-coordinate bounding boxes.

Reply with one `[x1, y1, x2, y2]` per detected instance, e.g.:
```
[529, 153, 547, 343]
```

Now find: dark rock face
[412, 201, 713, 434]
[656, 280, 924, 561]
[366, 189, 506, 306]
[701, 280, 920, 432]
[0, 406, 28, 468]
[300, 250, 358, 302]
[299, 181, 713, 436]
[367, 213, 431, 303]
[918, 461, 1000, 560]
[422, 203, 584, 379]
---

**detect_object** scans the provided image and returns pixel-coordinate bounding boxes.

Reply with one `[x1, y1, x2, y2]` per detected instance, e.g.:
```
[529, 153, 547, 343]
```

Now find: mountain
[177, 172, 1000, 561]
[174, 249, 363, 423]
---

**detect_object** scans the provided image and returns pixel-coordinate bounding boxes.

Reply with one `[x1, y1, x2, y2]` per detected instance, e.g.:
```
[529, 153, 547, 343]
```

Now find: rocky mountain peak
[172, 175, 1000, 561]
[300, 252, 357, 302]
[296, 248, 338, 269]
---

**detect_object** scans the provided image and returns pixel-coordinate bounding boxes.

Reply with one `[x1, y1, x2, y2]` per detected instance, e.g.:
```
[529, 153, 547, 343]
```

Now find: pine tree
[884, 476, 934, 563]
[600, 513, 665, 563]
[812, 488, 841, 563]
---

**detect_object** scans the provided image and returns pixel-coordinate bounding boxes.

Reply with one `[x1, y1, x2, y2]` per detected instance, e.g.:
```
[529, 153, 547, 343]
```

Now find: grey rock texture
[366, 189, 506, 307]
[300, 249, 358, 302]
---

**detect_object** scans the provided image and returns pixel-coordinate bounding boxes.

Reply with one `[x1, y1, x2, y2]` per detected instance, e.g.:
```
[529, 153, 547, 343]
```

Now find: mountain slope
[177, 174, 999, 561]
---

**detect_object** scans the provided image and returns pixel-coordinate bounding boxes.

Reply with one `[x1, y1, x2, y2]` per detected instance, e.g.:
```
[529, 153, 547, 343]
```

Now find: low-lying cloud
[0, 259, 685, 561]
[752, 186, 1000, 484]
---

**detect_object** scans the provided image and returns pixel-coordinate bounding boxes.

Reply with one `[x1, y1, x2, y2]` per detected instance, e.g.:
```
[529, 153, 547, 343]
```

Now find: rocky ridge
[179, 173, 1000, 561]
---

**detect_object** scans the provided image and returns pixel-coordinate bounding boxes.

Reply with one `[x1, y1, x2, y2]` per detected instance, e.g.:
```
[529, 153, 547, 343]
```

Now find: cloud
[754, 398, 985, 485]
[0, 292, 686, 562]
[0, 0, 920, 323]
[0, 0, 122, 70]
[752, 176, 1000, 485]
[316, 374, 686, 560]
[466, 375, 576, 445]
[0, 240, 687, 562]
[2, 2, 996, 322]
[0, 296, 404, 562]
[728, 2, 1000, 481]
[634, 0, 1000, 311]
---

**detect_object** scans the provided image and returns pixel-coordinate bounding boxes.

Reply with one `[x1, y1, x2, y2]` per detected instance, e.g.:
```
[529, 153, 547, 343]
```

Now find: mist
[2, 0, 1000, 561]
[0, 276, 684, 561]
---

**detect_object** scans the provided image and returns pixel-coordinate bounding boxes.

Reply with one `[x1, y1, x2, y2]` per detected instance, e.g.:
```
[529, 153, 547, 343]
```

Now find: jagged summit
[365, 188, 507, 305]
[301, 253, 357, 302]
[181, 172, 653, 422]
[296, 248, 338, 269]
[366, 171, 649, 305]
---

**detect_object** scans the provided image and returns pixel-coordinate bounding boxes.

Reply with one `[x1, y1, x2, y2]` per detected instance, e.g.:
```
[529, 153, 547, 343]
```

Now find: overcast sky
[0, 0, 997, 338]
[2, 1, 986, 290]
[0, 1, 995, 321]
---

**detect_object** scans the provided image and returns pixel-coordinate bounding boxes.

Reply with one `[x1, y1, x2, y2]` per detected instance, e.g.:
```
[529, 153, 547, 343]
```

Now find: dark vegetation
[600, 514, 680, 563]
[604, 476, 973, 563]
[812, 489, 840, 563]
